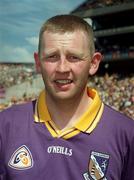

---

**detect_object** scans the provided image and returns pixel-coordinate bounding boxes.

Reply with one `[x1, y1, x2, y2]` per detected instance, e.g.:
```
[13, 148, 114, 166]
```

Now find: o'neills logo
[47, 146, 72, 156]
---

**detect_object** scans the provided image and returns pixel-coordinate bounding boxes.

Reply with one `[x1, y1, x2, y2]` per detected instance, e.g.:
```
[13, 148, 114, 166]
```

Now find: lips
[53, 79, 73, 91]
[54, 79, 73, 84]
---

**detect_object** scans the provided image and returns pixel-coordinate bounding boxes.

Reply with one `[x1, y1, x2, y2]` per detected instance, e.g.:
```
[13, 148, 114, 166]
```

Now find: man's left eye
[68, 55, 80, 62]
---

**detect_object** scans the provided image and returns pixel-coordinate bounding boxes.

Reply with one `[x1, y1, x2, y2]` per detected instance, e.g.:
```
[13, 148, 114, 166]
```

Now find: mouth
[53, 79, 73, 91]
[54, 79, 73, 85]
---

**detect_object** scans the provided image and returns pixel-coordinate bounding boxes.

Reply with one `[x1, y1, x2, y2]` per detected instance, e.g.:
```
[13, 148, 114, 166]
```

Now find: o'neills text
[47, 146, 72, 156]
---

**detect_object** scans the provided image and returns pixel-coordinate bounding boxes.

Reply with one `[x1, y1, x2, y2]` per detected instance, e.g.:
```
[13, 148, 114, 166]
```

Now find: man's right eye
[45, 55, 59, 62]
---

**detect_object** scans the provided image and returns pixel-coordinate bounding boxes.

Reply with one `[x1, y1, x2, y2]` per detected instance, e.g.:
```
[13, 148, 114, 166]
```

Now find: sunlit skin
[34, 30, 102, 129]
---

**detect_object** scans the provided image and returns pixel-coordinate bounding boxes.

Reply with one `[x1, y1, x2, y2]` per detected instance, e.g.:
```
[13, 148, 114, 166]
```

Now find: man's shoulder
[1, 100, 35, 113]
[0, 100, 36, 124]
[103, 104, 134, 129]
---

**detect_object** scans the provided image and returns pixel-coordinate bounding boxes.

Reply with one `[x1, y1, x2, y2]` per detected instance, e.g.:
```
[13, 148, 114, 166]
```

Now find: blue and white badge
[88, 151, 109, 180]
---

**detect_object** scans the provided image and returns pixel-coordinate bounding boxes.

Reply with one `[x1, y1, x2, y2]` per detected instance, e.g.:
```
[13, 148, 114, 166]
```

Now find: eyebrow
[41, 50, 59, 58]
[42, 49, 87, 59]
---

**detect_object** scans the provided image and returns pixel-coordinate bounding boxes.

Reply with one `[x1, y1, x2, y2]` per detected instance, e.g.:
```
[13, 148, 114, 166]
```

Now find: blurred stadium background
[0, 0, 134, 119]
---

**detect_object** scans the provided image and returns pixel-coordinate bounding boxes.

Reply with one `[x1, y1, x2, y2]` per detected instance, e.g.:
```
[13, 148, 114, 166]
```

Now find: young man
[0, 15, 134, 180]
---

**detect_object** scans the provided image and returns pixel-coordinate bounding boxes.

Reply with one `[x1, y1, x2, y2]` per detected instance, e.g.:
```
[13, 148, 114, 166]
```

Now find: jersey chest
[4, 122, 123, 180]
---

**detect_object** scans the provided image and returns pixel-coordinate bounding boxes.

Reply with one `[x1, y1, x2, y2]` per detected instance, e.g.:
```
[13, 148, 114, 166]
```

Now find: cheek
[73, 63, 90, 77]
[41, 62, 55, 76]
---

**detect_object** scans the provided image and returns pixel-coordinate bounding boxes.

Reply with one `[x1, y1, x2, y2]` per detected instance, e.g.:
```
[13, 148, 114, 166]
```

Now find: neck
[46, 87, 92, 130]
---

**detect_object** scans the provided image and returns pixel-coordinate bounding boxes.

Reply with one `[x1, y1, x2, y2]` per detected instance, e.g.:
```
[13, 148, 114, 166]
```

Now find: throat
[46, 91, 92, 130]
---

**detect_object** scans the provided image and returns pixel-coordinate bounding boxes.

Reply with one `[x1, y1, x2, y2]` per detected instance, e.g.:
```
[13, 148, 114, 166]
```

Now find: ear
[89, 52, 102, 75]
[34, 52, 41, 73]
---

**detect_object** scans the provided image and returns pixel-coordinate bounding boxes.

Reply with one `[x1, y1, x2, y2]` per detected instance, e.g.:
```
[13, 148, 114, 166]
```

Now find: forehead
[43, 30, 87, 37]
[42, 31, 89, 51]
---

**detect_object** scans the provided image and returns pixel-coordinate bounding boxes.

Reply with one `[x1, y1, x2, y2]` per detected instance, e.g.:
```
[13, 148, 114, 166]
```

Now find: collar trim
[34, 88, 103, 138]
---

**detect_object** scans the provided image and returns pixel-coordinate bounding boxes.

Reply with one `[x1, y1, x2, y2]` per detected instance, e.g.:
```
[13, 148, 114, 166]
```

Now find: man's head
[38, 14, 95, 59]
[34, 14, 102, 102]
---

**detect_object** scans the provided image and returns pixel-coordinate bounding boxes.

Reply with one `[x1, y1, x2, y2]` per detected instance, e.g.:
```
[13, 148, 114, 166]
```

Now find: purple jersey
[0, 101, 134, 180]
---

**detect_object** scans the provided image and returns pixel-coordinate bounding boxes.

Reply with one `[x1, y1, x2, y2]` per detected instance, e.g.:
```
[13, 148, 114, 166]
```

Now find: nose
[56, 56, 70, 73]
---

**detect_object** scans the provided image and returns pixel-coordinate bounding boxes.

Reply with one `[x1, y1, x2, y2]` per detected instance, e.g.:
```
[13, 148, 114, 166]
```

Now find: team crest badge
[88, 151, 109, 180]
[8, 145, 34, 170]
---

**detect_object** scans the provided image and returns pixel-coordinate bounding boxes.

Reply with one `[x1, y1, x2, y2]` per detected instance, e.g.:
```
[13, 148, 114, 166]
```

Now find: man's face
[36, 30, 94, 101]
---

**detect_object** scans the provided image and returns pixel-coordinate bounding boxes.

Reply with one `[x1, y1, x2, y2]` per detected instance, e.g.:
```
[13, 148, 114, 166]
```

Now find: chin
[50, 91, 76, 101]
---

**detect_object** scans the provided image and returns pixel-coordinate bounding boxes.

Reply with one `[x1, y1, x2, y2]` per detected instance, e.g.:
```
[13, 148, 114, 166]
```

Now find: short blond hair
[38, 14, 95, 57]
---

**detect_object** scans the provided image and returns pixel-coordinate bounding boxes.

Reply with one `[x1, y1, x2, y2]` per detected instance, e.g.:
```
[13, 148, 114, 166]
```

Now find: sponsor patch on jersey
[88, 151, 109, 180]
[8, 145, 34, 170]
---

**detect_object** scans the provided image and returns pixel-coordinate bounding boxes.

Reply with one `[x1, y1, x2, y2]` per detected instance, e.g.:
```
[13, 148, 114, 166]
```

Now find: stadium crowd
[0, 63, 35, 88]
[89, 73, 134, 119]
[0, 64, 133, 119]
